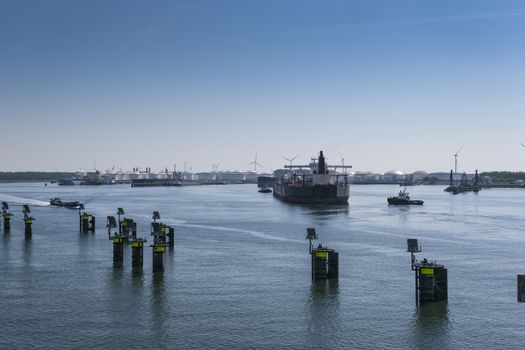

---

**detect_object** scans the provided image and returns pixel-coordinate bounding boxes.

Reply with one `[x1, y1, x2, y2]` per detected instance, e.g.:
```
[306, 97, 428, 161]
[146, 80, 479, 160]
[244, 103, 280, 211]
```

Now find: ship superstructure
[273, 151, 351, 204]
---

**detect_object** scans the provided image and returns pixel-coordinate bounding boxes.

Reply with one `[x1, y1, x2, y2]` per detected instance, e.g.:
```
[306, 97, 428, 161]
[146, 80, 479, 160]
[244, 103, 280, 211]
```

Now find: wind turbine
[248, 153, 262, 173]
[211, 163, 221, 172]
[282, 154, 299, 168]
[453, 146, 464, 174]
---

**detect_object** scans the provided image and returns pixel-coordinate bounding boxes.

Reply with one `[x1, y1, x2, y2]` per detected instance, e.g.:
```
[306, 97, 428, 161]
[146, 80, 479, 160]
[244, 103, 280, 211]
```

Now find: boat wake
[118, 213, 299, 243]
[177, 223, 304, 244]
[0, 194, 50, 207]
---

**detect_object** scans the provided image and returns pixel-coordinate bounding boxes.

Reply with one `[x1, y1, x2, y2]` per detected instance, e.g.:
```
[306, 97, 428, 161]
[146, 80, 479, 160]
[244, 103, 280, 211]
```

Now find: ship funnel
[318, 151, 326, 174]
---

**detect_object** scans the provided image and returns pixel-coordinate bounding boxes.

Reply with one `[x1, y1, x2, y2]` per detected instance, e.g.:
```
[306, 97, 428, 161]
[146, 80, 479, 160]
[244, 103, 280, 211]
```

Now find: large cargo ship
[273, 151, 351, 204]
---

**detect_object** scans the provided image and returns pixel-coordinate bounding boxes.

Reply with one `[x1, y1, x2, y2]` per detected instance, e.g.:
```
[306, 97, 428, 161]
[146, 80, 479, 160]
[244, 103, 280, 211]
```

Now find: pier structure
[120, 218, 136, 242]
[156, 218, 175, 249]
[107, 216, 124, 267]
[117, 208, 124, 234]
[122, 214, 145, 270]
[407, 239, 448, 305]
[2, 202, 12, 232]
[151, 211, 168, 273]
[78, 204, 95, 233]
[307, 228, 339, 280]
[117, 208, 138, 242]
[22, 205, 33, 236]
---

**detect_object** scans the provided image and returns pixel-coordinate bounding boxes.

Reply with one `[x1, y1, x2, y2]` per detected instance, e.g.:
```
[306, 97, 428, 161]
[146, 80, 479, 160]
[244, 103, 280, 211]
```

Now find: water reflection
[279, 200, 350, 218]
[408, 301, 450, 349]
[303, 204, 350, 219]
[131, 268, 144, 286]
[22, 236, 32, 266]
[311, 279, 340, 298]
[389, 205, 411, 223]
[167, 249, 175, 264]
[110, 266, 124, 288]
[2, 230, 10, 260]
[78, 229, 96, 262]
[150, 273, 166, 341]
[132, 265, 144, 276]
[304, 279, 341, 348]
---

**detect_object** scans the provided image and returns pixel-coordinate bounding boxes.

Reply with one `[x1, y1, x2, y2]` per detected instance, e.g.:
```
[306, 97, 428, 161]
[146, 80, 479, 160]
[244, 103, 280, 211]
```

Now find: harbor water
[1, 183, 524, 349]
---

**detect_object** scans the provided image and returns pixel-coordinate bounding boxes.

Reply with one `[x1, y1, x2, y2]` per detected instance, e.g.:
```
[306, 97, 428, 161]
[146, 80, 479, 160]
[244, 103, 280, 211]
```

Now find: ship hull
[273, 183, 349, 204]
[387, 198, 424, 205]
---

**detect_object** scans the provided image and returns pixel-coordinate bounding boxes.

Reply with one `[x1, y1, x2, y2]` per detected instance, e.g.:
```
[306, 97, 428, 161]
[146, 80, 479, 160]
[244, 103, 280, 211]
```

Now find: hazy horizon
[2, 0, 525, 173]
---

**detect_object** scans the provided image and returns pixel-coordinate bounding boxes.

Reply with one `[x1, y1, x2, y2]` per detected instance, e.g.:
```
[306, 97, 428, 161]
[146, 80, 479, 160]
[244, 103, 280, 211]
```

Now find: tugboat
[387, 188, 424, 205]
[273, 151, 351, 204]
[50, 198, 83, 209]
[258, 185, 272, 193]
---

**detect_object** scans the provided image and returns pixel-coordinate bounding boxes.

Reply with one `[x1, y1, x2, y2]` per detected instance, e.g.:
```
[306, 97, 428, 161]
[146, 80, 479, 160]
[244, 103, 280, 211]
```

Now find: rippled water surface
[1, 183, 524, 349]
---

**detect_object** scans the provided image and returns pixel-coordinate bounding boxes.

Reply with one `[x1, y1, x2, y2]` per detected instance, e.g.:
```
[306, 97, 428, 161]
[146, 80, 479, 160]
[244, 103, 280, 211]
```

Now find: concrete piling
[112, 237, 124, 267]
[107, 216, 123, 267]
[80, 212, 95, 232]
[150, 213, 168, 273]
[306, 228, 338, 280]
[167, 226, 175, 248]
[152, 245, 166, 272]
[518, 275, 525, 302]
[407, 239, 448, 305]
[23, 205, 33, 236]
[311, 245, 339, 280]
[2, 202, 12, 232]
[131, 240, 144, 269]
[79, 205, 95, 233]
[417, 262, 447, 303]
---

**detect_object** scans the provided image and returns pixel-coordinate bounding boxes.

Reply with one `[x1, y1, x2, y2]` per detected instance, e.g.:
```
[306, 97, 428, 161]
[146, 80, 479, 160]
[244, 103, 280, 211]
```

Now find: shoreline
[0, 180, 523, 189]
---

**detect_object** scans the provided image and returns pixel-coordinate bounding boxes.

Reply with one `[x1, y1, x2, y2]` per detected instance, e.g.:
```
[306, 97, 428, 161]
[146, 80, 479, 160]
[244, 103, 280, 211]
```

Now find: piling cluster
[2, 200, 177, 275]
[305, 230, 450, 306]
[6, 197, 525, 306]
[106, 208, 175, 273]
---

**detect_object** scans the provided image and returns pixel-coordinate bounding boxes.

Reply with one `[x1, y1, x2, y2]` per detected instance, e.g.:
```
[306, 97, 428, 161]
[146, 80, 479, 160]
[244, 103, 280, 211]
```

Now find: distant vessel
[387, 188, 424, 205]
[273, 151, 351, 204]
[444, 170, 481, 194]
[50, 198, 82, 209]
[83, 171, 114, 185]
[257, 175, 278, 188]
[57, 178, 82, 186]
[258, 185, 272, 193]
[131, 179, 182, 187]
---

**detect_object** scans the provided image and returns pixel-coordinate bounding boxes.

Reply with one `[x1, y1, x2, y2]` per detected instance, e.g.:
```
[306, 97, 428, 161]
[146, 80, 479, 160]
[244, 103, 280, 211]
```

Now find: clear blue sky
[2, 0, 525, 173]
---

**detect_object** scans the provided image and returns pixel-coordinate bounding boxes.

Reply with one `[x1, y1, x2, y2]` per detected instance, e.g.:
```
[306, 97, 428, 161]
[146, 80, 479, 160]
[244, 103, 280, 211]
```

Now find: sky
[1, 0, 525, 173]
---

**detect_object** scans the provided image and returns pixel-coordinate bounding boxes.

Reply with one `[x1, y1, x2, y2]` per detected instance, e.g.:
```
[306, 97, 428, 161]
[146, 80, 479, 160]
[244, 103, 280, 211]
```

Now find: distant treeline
[481, 171, 525, 183]
[0, 172, 73, 182]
